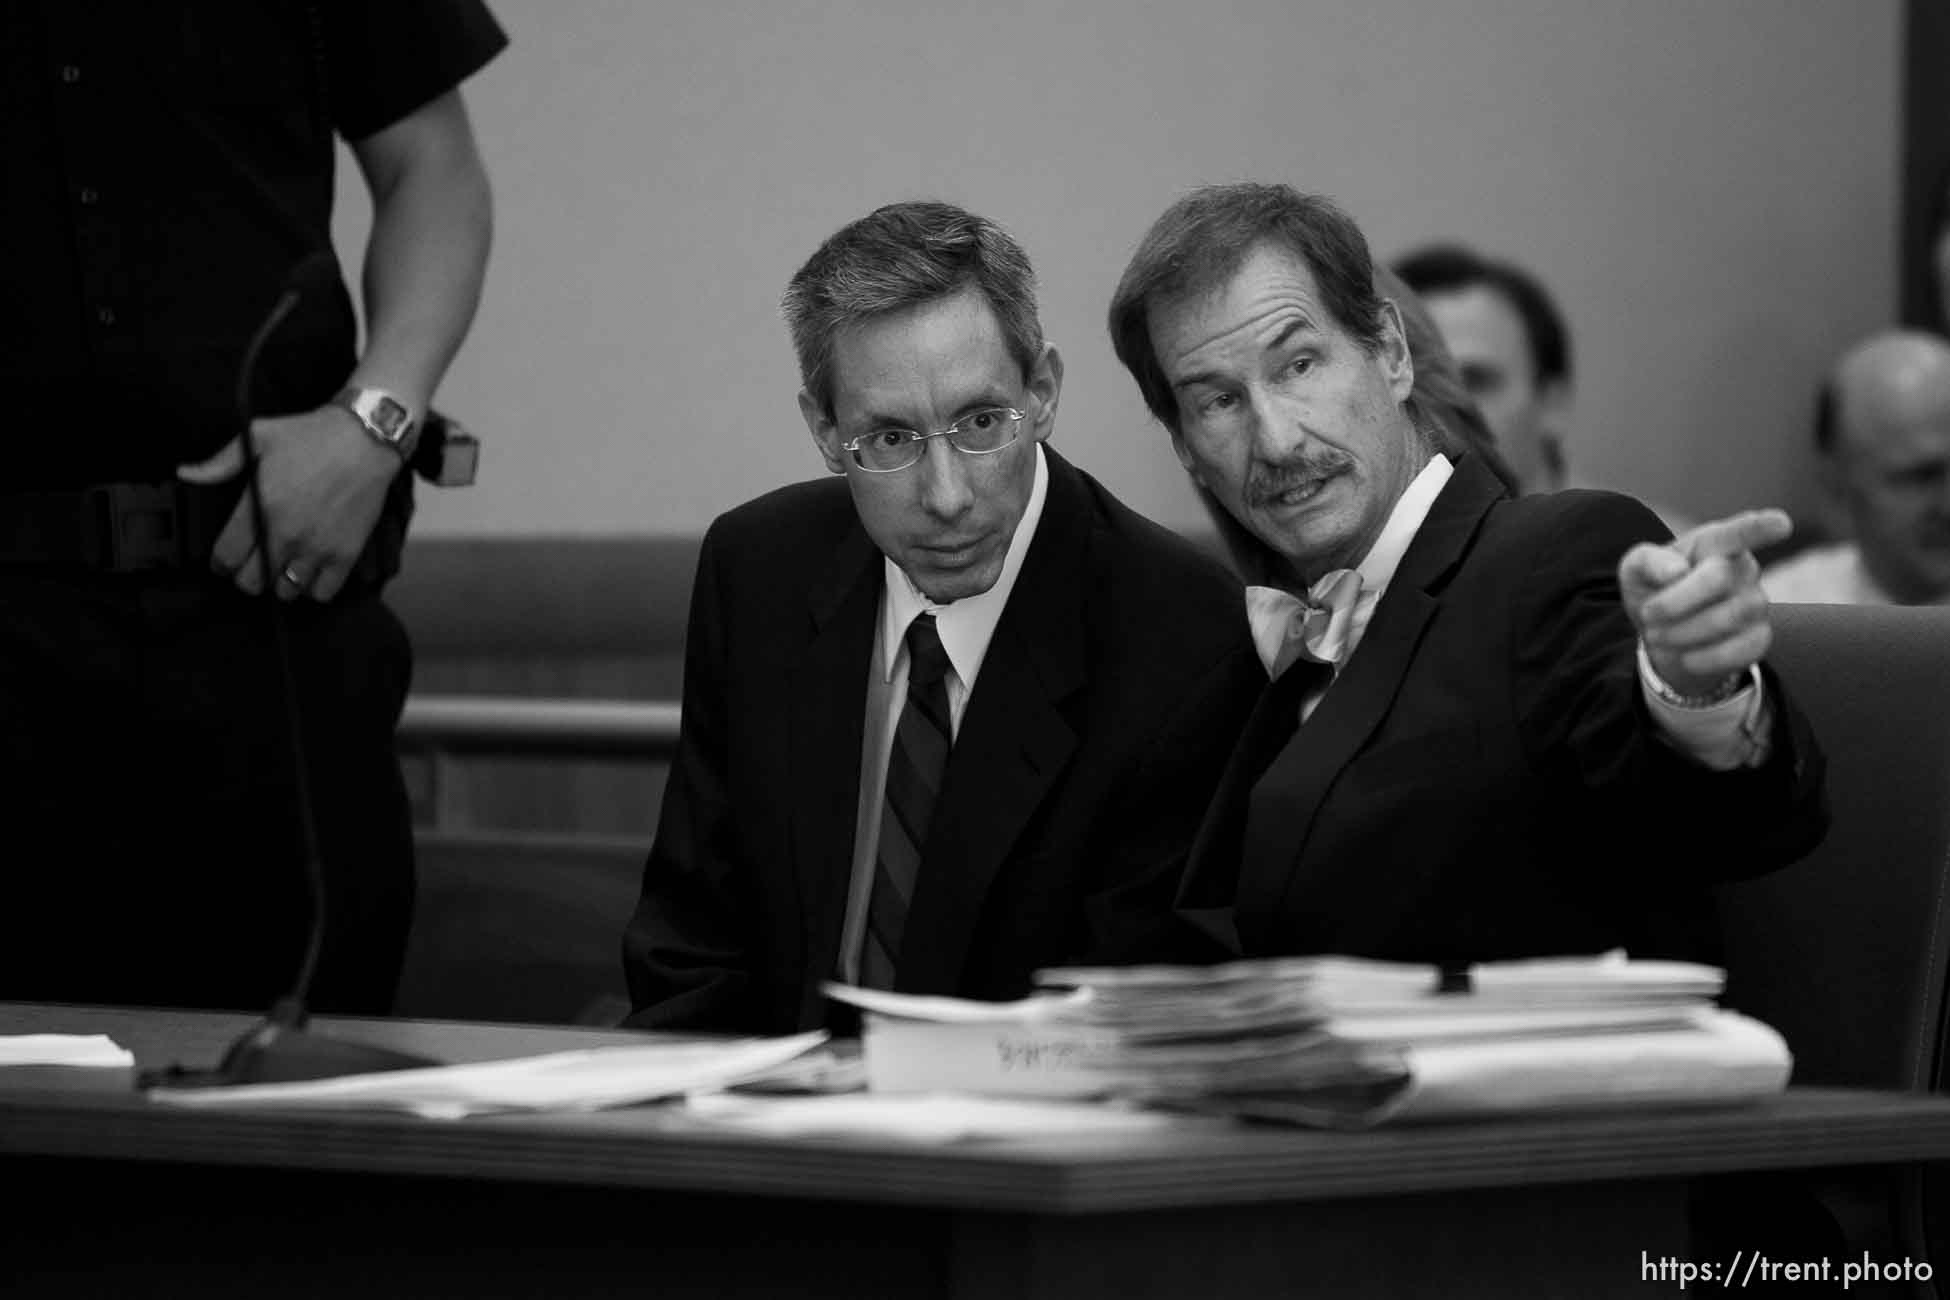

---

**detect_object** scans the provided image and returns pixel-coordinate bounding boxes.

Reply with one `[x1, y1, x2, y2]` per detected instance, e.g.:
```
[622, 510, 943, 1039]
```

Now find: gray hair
[783, 200, 1043, 418]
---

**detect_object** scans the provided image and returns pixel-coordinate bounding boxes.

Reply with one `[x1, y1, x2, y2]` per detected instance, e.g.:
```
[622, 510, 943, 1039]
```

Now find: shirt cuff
[1635, 642, 1773, 771]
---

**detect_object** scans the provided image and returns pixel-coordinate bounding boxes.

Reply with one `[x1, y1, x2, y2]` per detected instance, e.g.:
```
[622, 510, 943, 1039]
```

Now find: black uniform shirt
[1, 0, 506, 486]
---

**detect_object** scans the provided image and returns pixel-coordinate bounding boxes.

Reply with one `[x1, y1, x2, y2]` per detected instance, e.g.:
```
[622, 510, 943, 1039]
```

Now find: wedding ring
[281, 565, 307, 587]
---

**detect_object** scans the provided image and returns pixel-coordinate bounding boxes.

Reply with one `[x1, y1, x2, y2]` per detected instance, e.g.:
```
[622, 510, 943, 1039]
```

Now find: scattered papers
[682, 1091, 1181, 1144]
[0, 1034, 134, 1069]
[147, 1032, 828, 1120]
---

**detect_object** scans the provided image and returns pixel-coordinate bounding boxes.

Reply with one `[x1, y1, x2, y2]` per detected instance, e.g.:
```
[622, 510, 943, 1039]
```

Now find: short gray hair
[782, 200, 1043, 418]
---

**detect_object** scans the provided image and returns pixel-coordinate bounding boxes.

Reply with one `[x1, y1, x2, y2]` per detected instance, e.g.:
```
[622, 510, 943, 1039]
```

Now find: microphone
[147, 254, 435, 1088]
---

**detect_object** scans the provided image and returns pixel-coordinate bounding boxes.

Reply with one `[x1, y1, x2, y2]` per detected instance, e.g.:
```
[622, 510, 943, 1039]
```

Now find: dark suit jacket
[624, 448, 1264, 1033]
[1180, 454, 1828, 966]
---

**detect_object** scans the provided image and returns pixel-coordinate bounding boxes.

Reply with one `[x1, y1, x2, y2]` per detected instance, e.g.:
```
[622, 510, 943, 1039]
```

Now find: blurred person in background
[1394, 241, 1692, 534]
[1762, 331, 1950, 606]
[1392, 243, 1572, 496]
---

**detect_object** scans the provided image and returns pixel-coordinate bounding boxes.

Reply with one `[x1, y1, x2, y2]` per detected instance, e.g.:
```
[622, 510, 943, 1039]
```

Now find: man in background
[1392, 243, 1572, 496]
[0, 2, 505, 1013]
[1108, 183, 1825, 968]
[623, 201, 1262, 1033]
[1395, 241, 1695, 533]
[1762, 331, 1950, 605]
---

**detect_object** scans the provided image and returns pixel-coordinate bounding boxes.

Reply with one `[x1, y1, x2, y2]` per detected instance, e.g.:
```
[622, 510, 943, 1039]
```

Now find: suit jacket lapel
[1177, 654, 1326, 954]
[788, 523, 880, 1025]
[895, 450, 1087, 992]
[1234, 455, 1504, 950]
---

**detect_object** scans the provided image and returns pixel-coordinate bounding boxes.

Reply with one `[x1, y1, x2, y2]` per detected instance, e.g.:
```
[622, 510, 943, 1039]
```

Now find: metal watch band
[1636, 644, 1759, 710]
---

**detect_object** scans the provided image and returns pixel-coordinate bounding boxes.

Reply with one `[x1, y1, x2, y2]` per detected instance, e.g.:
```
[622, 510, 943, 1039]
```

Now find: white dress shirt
[836, 445, 1051, 983]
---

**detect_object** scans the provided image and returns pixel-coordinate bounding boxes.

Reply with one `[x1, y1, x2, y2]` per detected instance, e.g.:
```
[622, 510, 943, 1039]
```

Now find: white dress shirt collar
[1353, 452, 1453, 602]
[881, 443, 1050, 689]
[1309, 452, 1453, 666]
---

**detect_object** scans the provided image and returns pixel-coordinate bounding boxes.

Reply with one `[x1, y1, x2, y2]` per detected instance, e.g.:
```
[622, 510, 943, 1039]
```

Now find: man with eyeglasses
[622, 200, 1264, 1032]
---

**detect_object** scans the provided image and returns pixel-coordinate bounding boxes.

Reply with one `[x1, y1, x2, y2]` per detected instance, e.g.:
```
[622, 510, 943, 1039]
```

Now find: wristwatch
[334, 385, 421, 463]
[1636, 644, 1758, 709]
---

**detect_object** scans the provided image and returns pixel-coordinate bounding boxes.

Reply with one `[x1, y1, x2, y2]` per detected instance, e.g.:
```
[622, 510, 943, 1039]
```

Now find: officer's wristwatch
[334, 385, 421, 463]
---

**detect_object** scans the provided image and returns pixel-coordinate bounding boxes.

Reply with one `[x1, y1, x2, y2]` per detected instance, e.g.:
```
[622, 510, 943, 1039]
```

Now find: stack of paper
[825, 950, 1791, 1127]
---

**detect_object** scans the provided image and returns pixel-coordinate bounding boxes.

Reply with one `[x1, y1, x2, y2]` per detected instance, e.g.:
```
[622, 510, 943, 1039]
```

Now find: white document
[0, 1034, 134, 1068]
[1325, 1004, 1702, 1043]
[1394, 1008, 1791, 1122]
[823, 983, 1090, 1022]
[855, 1016, 1122, 1098]
[147, 1032, 828, 1120]
[1182, 1009, 1790, 1130]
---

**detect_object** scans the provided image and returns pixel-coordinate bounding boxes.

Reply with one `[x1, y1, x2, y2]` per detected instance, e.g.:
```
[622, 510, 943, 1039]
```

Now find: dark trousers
[0, 569, 415, 1015]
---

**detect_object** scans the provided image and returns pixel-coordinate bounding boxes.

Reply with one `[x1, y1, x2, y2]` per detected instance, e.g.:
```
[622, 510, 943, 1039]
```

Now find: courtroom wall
[336, 0, 1901, 537]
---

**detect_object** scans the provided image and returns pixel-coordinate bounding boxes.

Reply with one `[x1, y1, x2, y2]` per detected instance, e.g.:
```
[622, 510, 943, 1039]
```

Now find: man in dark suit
[1106, 183, 1826, 966]
[623, 201, 1264, 1033]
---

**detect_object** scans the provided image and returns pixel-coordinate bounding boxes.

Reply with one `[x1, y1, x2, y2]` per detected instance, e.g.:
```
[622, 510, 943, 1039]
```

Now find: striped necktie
[862, 612, 954, 990]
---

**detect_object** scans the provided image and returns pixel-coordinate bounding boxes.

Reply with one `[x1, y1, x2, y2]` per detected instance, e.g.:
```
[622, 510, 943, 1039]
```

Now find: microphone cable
[231, 261, 333, 1032]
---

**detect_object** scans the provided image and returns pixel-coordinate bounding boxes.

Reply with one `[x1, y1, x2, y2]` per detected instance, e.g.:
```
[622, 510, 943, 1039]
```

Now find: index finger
[1676, 508, 1792, 562]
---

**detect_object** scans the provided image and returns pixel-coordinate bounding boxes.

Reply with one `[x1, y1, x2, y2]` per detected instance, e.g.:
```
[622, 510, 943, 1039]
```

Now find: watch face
[367, 394, 411, 441]
[337, 386, 417, 458]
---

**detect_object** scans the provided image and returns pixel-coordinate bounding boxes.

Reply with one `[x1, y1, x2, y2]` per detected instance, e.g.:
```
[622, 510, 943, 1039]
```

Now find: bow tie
[1245, 569, 1365, 678]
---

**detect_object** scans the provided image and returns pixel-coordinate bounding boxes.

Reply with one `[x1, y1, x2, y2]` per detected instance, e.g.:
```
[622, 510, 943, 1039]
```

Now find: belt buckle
[88, 483, 183, 572]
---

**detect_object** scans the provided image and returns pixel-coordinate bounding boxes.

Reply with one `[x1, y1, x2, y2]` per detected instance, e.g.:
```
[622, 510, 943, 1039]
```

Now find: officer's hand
[1617, 508, 1791, 698]
[176, 405, 401, 602]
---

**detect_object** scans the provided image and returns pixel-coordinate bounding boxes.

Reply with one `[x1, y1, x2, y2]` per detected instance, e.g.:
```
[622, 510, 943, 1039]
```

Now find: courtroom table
[2, 1003, 1945, 1299]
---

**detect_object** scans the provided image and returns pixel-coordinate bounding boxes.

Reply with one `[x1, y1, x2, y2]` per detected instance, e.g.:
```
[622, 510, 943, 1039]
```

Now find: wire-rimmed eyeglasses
[839, 407, 1026, 473]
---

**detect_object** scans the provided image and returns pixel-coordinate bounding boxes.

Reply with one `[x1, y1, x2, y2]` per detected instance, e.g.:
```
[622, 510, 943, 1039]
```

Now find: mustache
[1246, 451, 1353, 505]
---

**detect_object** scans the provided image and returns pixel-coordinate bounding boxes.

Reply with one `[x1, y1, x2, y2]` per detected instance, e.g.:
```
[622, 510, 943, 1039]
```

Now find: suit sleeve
[1076, 643, 1264, 966]
[1510, 496, 1827, 885]
[620, 526, 756, 1030]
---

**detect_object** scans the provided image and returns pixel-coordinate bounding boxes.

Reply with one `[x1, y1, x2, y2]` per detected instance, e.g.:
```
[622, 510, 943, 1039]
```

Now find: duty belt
[0, 479, 404, 586]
